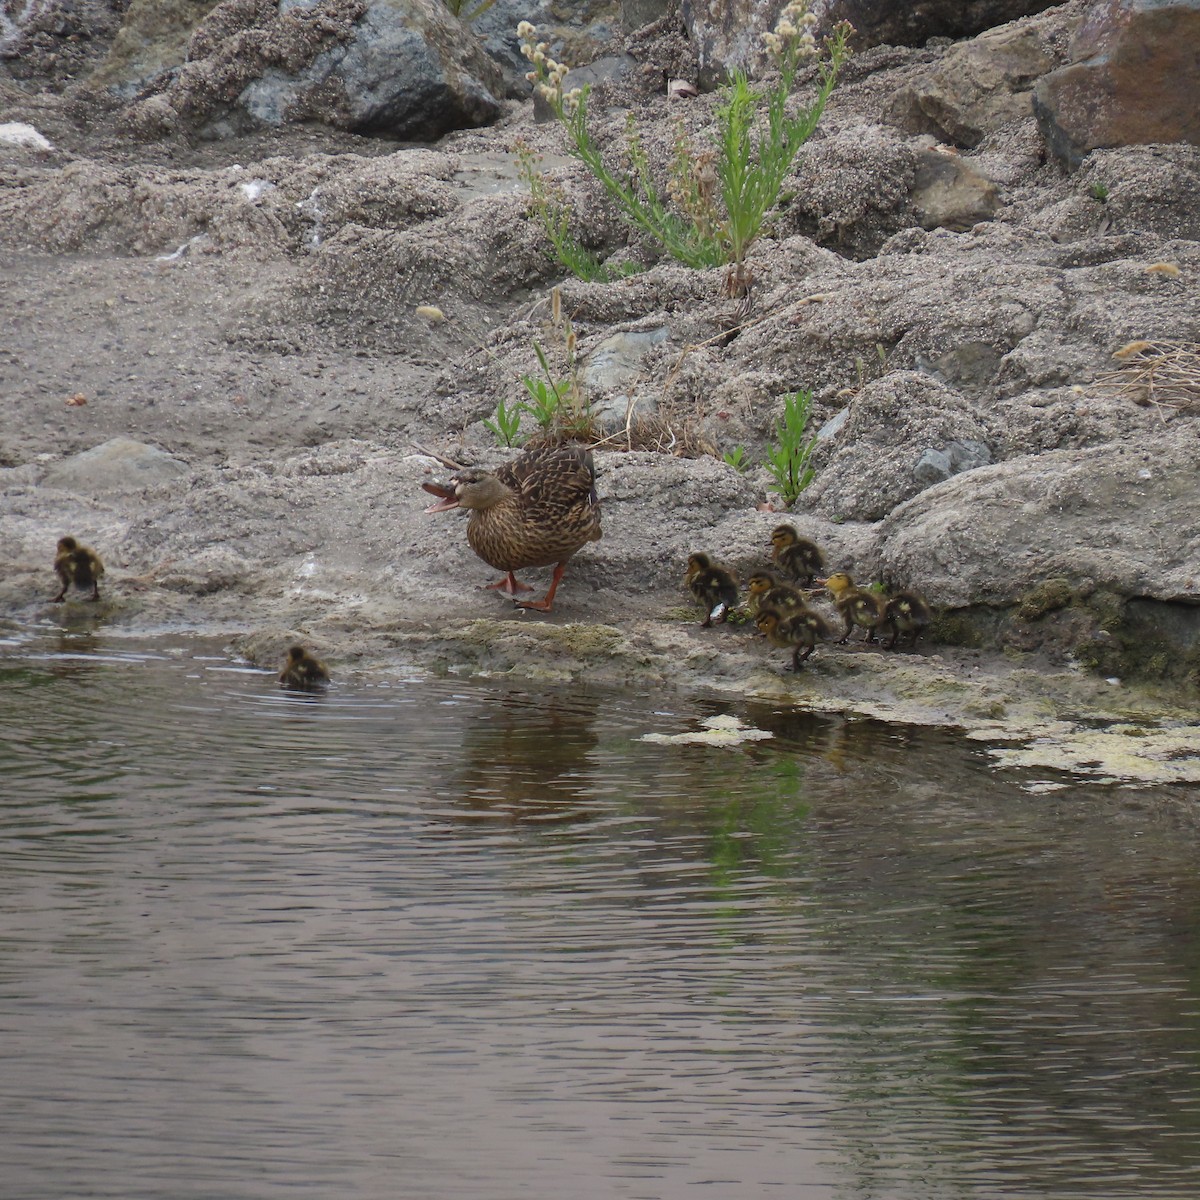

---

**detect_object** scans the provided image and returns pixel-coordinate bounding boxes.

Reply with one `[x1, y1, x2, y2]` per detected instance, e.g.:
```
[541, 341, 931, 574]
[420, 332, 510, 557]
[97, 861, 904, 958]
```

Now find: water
[2, 624, 1200, 1200]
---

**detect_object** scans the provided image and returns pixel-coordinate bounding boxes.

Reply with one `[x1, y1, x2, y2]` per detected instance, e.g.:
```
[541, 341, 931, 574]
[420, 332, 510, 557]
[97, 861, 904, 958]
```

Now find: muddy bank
[1, 1, 1198, 784]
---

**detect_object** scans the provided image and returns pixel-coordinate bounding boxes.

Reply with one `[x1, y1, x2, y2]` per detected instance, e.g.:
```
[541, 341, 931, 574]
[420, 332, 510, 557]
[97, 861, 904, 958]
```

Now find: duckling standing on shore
[755, 606, 834, 670]
[745, 571, 807, 617]
[52, 536, 104, 603]
[882, 590, 932, 651]
[820, 571, 888, 645]
[685, 553, 739, 627]
[279, 645, 329, 691]
[423, 445, 601, 613]
[770, 525, 825, 586]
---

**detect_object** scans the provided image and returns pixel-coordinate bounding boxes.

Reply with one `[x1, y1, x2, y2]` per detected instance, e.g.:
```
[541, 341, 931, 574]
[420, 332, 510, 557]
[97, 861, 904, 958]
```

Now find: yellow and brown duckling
[745, 570, 808, 617]
[755, 605, 835, 670]
[770, 524, 825, 586]
[279, 645, 329, 691]
[882, 590, 932, 651]
[52, 536, 104, 603]
[685, 552, 739, 627]
[819, 571, 888, 644]
[423, 445, 602, 613]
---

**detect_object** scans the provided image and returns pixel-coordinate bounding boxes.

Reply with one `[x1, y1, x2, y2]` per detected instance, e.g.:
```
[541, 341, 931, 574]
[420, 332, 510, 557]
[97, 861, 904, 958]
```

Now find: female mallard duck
[770, 525, 824, 586]
[685, 552, 739, 627]
[882, 590, 931, 651]
[53, 536, 104, 602]
[755, 605, 834, 669]
[745, 570, 807, 617]
[279, 645, 329, 690]
[423, 446, 602, 613]
[819, 571, 887, 645]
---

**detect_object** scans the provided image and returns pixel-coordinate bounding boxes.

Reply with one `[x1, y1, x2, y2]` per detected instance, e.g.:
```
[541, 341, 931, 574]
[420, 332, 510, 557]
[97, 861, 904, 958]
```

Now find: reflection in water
[1, 624, 1199, 1200]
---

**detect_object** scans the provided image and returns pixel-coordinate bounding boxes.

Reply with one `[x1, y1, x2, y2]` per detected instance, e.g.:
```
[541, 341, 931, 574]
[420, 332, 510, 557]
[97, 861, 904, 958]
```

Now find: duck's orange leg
[514, 561, 567, 613]
[486, 572, 535, 596]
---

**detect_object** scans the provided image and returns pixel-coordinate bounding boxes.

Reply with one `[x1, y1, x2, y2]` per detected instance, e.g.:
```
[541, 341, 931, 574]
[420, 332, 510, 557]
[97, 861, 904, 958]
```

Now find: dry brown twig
[1097, 340, 1200, 421]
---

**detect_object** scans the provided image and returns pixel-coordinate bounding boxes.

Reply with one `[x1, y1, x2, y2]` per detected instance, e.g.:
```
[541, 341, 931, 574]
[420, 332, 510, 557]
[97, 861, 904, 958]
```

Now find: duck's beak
[422, 481, 460, 513]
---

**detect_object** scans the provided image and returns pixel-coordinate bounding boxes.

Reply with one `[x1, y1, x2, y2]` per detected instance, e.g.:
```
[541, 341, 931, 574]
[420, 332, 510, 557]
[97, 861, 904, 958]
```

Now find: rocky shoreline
[1, 0, 1197, 782]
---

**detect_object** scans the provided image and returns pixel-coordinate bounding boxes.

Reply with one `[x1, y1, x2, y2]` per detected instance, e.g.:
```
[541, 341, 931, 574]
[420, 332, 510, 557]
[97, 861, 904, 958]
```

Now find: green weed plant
[765, 388, 819, 506]
[517, 4, 851, 296]
[443, 0, 497, 22]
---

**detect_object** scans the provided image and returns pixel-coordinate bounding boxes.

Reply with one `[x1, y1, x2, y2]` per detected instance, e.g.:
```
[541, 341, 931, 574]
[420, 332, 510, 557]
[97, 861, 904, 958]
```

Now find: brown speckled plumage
[464, 447, 601, 573]
[770, 525, 824, 585]
[424, 446, 602, 611]
[756, 605, 834, 669]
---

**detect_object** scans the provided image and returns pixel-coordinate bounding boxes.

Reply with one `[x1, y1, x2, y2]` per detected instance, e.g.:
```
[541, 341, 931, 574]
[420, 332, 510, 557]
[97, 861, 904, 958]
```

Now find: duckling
[52, 536, 104, 603]
[882, 590, 932, 651]
[755, 605, 834, 670]
[279, 645, 329, 691]
[770, 524, 825, 586]
[745, 570, 808, 617]
[685, 552, 739, 627]
[819, 571, 888, 645]
[423, 445, 601, 613]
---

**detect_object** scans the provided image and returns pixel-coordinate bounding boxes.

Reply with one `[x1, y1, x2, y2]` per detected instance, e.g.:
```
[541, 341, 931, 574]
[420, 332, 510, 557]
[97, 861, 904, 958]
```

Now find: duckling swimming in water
[685, 552, 739, 627]
[279, 645, 329, 691]
[882, 590, 932, 651]
[819, 571, 887, 645]
[745, 570, 807, 617]
[52, 536, 104, 603]
[770, 525, 824, 586]
[755, 605, 834, 670]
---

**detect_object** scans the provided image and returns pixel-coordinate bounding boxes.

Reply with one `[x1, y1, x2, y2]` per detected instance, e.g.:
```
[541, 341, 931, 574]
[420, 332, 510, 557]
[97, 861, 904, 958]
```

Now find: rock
[872, 434, 1200, 678]
[874, 435, 1200, 609]
[680, 0, 1061, 77]
[800, 372, 992, 521]
[42, 437, 189, 493]
[122, 0, 505, 141]
[1033, 0, 1200, 168]
[472, 0, 624, 96]
[912, 438, 992, 485]
[780, 123, 918, 255]
[910, 146, 1000, 231]
[679, 0, 778, 82]
[809, 0, 1060, 49]
[580, 326, 671, 431]
[886, 16, 1067, 147]
[89, 0, 222, 99]
[531, 54, 637, 121]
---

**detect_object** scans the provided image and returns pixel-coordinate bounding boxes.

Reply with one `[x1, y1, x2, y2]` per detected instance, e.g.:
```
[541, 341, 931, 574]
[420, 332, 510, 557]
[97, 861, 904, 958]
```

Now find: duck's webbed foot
[513, 561, 567, 614]
[792, 645, 815, 669]
[486, 572, 535, 596]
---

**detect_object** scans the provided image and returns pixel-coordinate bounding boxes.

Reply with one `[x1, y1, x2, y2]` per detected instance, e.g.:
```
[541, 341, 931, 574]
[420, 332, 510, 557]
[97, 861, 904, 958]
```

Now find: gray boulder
[42, 437, 189, 493]
[800, 372, 992, 521]
[117, 0, 505, 141]
[875, 435, 1200, 608]
[871, 435, 1200, 678]
[810, 0, 1061, 49]
[679, 0, 1064, 78]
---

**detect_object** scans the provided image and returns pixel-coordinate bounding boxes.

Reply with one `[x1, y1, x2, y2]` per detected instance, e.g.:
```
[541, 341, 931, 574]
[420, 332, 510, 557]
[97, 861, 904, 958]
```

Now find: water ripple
[1, 629, 1199, 1199]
